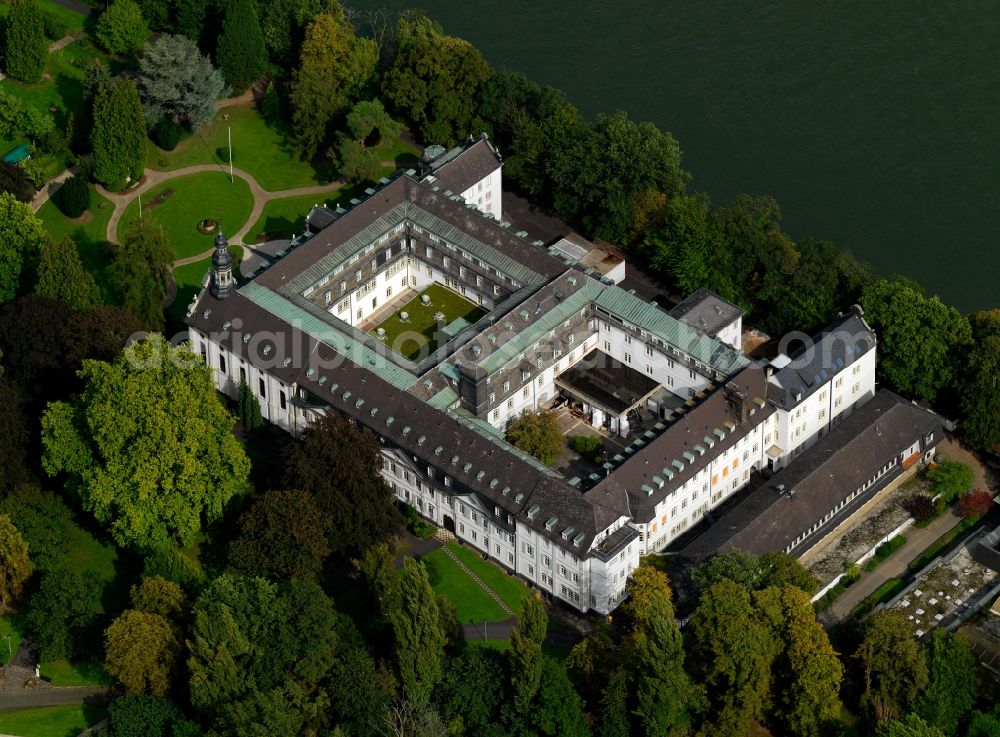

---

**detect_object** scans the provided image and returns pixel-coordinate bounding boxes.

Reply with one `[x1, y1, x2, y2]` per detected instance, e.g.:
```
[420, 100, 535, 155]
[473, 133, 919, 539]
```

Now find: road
[0, 687, 113, 712]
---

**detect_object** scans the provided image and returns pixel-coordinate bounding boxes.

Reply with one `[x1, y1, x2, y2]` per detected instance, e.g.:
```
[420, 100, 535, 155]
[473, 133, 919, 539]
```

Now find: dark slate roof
[186, 288, 624, 555]
[768, 311, 875, 410]
[585, 365, 775, 522]
[681, 390, 942, 560]
[668, 288, 744, 336]
[426, 138, 502, 195]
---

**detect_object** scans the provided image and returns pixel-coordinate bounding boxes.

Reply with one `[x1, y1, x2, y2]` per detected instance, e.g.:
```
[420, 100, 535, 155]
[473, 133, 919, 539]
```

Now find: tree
[756, 586, 843, 737]
[876, 714, 946, 737]
[95, 0, 149, 55]
[0, 515, 32, 610]
[290, 8, 377, 159]
[26, 569, 103, 661]
[861, 278, 972, 402]
[237, 378, 263, 429]
[41, 335, 251, 547]
[284, 411, 403, 555]
[335, 135, 378, 182]
[110, 219, 172, 329]
[138, 35, 229, 129]
[346, 99, 401, 146]
[509, 595, 546, 715]
[961, 324, 1000, 450]
[173, 0, 208, 41]
[228, 490, 332, 579]
[528, 656, 591, 737]
[259, 80, 280, 122]
[92, 78, 147, 191]
[105, 610, 179, 695]
[4, 0, 46, 83]
[855, 611, 928, 724]
[35, 236, 101, 310]
[383, 15, 492, 146]
[505, 410, 563, 465]
[958, 489, 994, 517]
[389, 558, 445, 708]
[0, 192, 46, 305]
[437, 647, 506, 735]
[0, 161, 34, 203]
[906, 493, 937, 522]
[625, 566, 702, 737]
[914, 629, 978, 735]
[129, 576, 184, 619]
[53, 174, 91, 218]
[106, 694, 200, 737]
[0, 486, 74, 571]
[216, 0, 266, 93]
[688, 580, 778, 737]
[0, 379, 30, 493]
[926, 459, 974, 505]
[966, 707, 1000, 737]
[0, 88, 54, 143]
[693, 549, 818, 595]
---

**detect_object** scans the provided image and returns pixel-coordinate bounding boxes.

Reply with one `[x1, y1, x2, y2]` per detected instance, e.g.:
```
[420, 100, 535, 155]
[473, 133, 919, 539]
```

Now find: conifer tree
[35, 235, 101, 310]
[216, 0, 266, 93]
[388, 559, 445, 708]
[509, 595, 546, 714]
[95, 0, 149, 55]
[237, 379, 263, 430]
[4, 0, 46, 84]
[110, 219, 171, 330]
[91, 78, 147, 191]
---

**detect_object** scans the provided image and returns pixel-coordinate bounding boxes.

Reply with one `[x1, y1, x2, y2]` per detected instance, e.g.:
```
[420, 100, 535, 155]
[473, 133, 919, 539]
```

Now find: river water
[352, 0, 1000, 312]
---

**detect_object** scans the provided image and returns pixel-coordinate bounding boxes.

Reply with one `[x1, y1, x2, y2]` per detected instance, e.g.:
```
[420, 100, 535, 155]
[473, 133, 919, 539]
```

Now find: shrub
[40, 8, 65, 40]
[570, 434, 604, 462]
[863, 536, 907, 572]
[215, 146, 233, 163]
[958, 489, 993, 518]
[402, 503, 436, 539]
[94, 0, 148, 55]
[906, 493, 938, 522]
[153, 116, 185, 151]
[927, 460, 974, 505]
[55, 174, 91, 217]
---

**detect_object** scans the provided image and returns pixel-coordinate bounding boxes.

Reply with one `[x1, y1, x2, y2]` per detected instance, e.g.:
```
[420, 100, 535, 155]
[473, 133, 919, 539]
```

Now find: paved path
[30, 166, 77, 212]
[820, 509, 965, 625]
[462, 617, 517, 641]
[98, 164, 346, 253]
[0, 686, 113, 712]
[49, 0, 91, 16]
[48, 31, 84, 54]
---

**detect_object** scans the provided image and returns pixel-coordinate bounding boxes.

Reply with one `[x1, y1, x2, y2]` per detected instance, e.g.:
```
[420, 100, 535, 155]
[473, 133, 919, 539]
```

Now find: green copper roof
[427, 386, 460, 410]
[240, 281, 419, 390]
[595, 287, 749, 376]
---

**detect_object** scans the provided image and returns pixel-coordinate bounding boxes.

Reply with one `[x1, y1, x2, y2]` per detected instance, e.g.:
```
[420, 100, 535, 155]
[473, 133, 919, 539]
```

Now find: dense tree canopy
[283, 411, 402, 555]
[0, 161, 34, 203]
[0, 379, 30, 493]
[95, 0, 149, 55]
[26, 568, 103, 661]
[855, 611, 928, 724]
[105, 609, 180, 695]
[290, 6, 377, 159]
[383, 14, 491, 146]
[110, 219, 172, 330]
[41, 335, 251, 547]
[228, 489, 332, 579]
[861, 278, 972, 401]
[105, 694, 200, 737]
[693, 549, 819, 595]
[35, 235, 101, 310]
[0, 193, 46, 305]
[138, 34, 229, 129]
[0, 514, 32, 610]
[914, 629, 979, 735]
[216, 0, 267, 93]
[4, 0, 46, 83]
[389, 558, 446, 708]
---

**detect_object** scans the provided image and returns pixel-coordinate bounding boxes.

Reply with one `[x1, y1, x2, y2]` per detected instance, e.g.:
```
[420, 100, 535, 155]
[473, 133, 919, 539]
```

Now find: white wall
[460, 167, 502, 220]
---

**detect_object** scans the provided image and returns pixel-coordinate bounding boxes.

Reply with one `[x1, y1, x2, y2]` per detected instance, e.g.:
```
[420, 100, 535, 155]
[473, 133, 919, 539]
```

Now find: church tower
[210, 230, 234, 299]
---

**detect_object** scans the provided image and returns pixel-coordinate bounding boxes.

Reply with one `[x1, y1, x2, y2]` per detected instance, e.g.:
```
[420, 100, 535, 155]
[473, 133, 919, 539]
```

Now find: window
[645, 346, 653, 356]
[604, 341, 610, 351]
[459, 266, 466, 277]
[624, 352, 631, 363]
[489, 392, 496, 404]
[507, 398, 514, 409]
[852, 382, 860, 395]
[386, 286, 392, 298]
[522, 387, 529, 398]
[325, 290, 332, 305]
[508, 553, 514, 564]
[355, 269, 362, 281]
[502, 381, 510, 392]
[528, 564, 534, 575]
[219, 355, 226, 372]
[258, 377, 266, 397]
[559, 565, 567, 576]
[624, 335, 631, 344]
[279, 392, 286, 410]
[543, 555, 550, 566]
[666, 376, 674, 387]
[646, 365, 653, 375]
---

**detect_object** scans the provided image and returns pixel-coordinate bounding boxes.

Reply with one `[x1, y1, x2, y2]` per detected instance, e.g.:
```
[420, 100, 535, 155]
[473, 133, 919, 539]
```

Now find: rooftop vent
[451, 455, 459, 464]
[243, 333, 251, 343]
[402, 425, 411, 434]
[386, 416, 394, 425]
[476, 470, 485, 480]
[501, 486, 511, 495]
[463, 462, 472, 473]
[561, 527, 575, 539]
[526, 504, 540, 519]
[514, 492, 524, 503]
[544, 516, 558, 530]
[283, 357, 292, 367]
[355, 398, 364, 408]
[434, 446, 443, 455]
[417, 435, 426, 445]
[572, 532, 585, 546]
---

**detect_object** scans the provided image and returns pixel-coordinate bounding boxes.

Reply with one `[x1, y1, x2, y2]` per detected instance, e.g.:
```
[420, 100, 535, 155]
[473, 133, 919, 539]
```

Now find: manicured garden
[371, 284, 486, 360]
[247, 191, 333, 241]
[422, 541, 530, 624]
[0, 704, 108, 737]
[116, 172, 254, 259]
[146, 105, 326, 192]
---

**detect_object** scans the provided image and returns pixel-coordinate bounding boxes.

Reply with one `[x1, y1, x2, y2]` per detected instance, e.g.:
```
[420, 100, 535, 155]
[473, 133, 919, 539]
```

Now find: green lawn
[146, 105, 326, 192]
[0, 0, 88, 35]
[166, 246, 244, 330]
[371, 284, 486, 360]
[37, 185, 117, 301]
[422, 548, 510, 624]
[40, 658, 114, 687]
[0, 704, 108, 737]
[0, 612, 25, 666]
[246, 192, 333, 242]
[117, 173, 254, 259]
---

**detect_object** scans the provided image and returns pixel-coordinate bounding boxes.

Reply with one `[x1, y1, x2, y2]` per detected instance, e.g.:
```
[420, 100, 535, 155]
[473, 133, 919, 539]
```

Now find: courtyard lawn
[0, 704, 108, 737]
[166, 247, 244, 330]
[422, 548, 510, 624]
[146, 106, 326, 192]
[117, 173, 254, 259]
[37, 185, 117, 301]
[447, 542, 531, 615]
[371, 284, 486, 361]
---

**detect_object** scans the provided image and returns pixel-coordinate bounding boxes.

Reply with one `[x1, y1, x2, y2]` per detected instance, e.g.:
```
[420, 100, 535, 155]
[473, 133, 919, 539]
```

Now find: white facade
[458, 166, 503, 221]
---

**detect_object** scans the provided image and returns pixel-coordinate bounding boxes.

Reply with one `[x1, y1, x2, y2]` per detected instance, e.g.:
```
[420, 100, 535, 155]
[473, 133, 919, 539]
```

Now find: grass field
[422, 548, 510, 623]
[0, 0, 89, 35]
[371, 284, 485, 360]
[0, 612, 25, 666]
[117, 173, 254, 259]
[146, 105, 325, 192]
[0, 704, 108, 737]
[447, 542, 531, 615]
[246, 192, 332, 242]
[37, 185, 117, 301]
